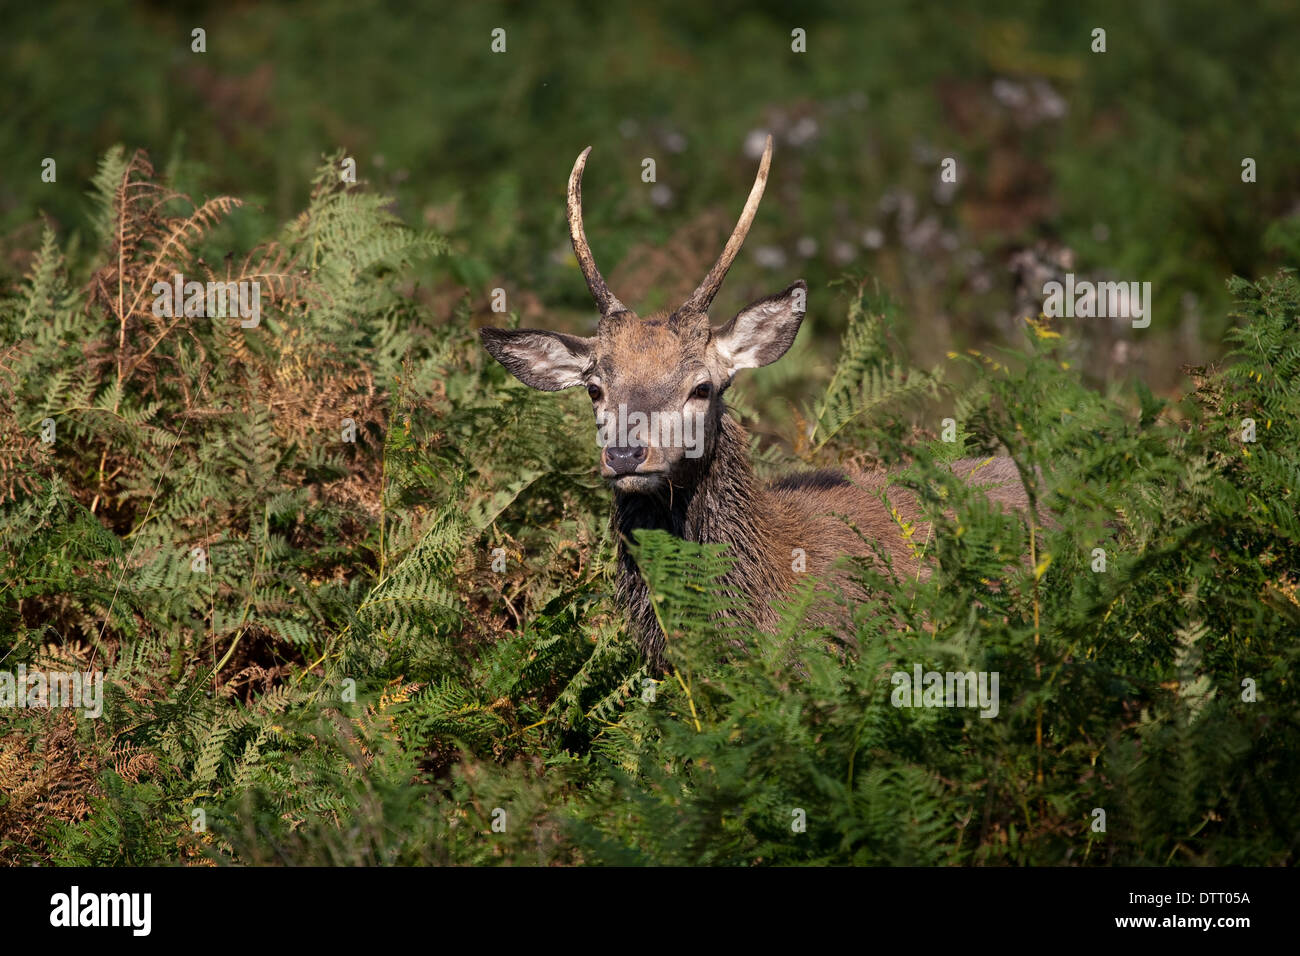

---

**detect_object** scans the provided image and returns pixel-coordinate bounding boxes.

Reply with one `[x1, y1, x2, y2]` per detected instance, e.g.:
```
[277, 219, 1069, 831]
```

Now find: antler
[675, 134, 773, 318]
[567, 147, 627, 317]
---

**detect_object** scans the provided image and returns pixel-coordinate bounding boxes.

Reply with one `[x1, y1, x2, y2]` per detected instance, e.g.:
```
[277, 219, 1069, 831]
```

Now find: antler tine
[676, 134, 773, 318]
[567, 147, 627, 317]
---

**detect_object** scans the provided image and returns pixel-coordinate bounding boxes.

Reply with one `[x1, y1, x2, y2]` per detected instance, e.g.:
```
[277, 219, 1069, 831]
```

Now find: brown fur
[479, 138, 1036, 668]
[612, 412, 1031, 666]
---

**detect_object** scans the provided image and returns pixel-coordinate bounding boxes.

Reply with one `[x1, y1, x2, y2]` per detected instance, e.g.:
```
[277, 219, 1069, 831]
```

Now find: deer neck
[610, 414, 782, 664]
[611, 414, 768, 548]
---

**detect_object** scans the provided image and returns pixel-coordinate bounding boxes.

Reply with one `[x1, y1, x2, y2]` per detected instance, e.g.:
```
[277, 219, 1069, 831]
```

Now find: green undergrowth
[1, 151, 1296, 865]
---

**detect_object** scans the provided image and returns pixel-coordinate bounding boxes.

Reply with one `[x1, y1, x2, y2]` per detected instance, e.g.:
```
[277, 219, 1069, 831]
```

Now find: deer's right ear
[712, 280, 808, 374]
[479, 328, 594, 391]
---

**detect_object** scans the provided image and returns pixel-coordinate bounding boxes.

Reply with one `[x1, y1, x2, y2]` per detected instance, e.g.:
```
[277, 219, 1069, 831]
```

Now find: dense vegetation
[7, 0, 1300, 395]
[1, 146, 1296, 865]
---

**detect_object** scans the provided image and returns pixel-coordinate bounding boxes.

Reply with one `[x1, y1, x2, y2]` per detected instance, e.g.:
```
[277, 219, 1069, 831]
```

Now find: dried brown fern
[76, 149, 312, 514]
[0, 712, 100, 864]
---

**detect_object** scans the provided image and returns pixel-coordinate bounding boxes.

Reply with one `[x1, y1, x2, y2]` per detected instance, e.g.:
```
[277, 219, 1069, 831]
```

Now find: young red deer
[481, 137, 1032, 666]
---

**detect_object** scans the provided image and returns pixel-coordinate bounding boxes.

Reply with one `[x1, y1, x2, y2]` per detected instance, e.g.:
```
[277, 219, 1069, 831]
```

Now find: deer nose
[603, 445, 647, 475]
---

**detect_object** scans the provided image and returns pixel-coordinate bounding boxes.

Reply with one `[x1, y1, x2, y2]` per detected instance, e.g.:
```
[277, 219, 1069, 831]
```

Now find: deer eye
[587, 384, 603, 401]
[690, 382, 712, 401]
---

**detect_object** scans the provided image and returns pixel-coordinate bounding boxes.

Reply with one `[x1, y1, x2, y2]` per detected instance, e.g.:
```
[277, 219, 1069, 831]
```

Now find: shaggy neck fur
[611, 414, 791, 666]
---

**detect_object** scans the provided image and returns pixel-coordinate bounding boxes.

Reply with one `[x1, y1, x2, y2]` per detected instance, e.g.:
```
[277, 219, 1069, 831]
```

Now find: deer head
[480, 136, 807, 496]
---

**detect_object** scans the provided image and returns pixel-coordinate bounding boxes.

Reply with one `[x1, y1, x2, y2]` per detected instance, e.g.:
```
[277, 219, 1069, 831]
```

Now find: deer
[480, 136, 1035, 668]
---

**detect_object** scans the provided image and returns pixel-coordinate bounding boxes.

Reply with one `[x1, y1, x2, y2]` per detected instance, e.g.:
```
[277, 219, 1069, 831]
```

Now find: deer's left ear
[712, 280, 807, 374]
[479, 327, 594, 391]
